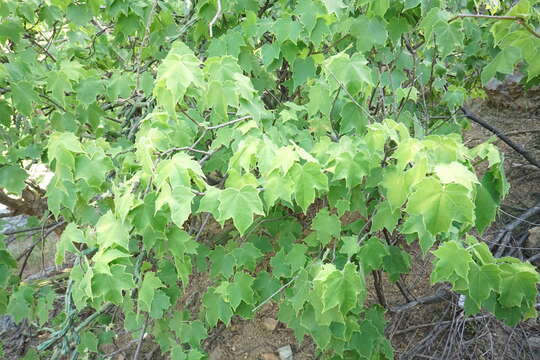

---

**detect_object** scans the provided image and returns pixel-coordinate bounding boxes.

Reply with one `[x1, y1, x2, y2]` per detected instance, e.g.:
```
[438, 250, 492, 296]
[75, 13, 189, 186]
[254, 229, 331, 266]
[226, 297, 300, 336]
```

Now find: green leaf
[315, 262, 364, 314]
[371, 200, 401, 233]
[481, 46, 522, 85]
[227, 272, 255, 310]
[400, 215, 435, 254]
[498, 263, 539, 308]
[232, 243, 263, 271]
[310, 208, 341, 246]
[95, 211, 130, 250]
[7, 286, 33, 324]
[322, 0, 346, 14]
[289, 162, 328, 212]
[55, 223, 84, 264]
[77, 78, 105, 105]
[358, 237, 388, 273]
[292, 57, 316, 88]
[430, 241, 472, 284]
[332, 151, 369, 188]
[138, 271, 164, 313]
[467, 263, 501, 305]
[47, 71, 72, 105]
[218, 186, 264, 235]
[406, 178, 474, 235]
[273, 18, 303, 44]
[150, 290, 171, 319]
[0, 165, 28, 195]
[339, 236, 361, 258]
[11, 82, 38, 116]
[210, 246, 236, 279]
[382, 246, 411, 282]
[434, 162, 478, 191]
[325, 53, 373, 94]
[203, 287, 234, 326]
[154, 41, 203, 115]
[352, 17, 388, 52]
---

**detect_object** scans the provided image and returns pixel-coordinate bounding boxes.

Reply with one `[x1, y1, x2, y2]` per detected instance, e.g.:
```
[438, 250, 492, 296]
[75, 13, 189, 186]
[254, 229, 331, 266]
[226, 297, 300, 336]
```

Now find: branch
[23, 34, 57, 62]
[461, 106, 540, 170]
[132, 313, 149, 360]
[390, 288, 453, 313]
[0, 191, 33, 216]
[208, 0, 222, 37]
[17, 221, 66, 278]
[205, 115, 251, 130]
[2, 221, 61, 236]
[449, 14, 540, 39]
[493, 201, 540, 257]
[258, 0, 276, 17]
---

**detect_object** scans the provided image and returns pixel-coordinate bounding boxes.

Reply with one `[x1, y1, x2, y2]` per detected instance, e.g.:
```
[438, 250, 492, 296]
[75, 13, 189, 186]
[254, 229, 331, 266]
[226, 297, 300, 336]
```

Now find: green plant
[0, 0, 539, 359]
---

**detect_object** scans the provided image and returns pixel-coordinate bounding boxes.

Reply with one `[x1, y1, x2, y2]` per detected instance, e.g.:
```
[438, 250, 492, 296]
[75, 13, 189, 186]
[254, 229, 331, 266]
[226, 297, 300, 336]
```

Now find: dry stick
[393, 315, 490, 336]
[449, 14, 540, 39]
[501, 128, 540, 137]
[493, 201, 540, 257]
[205, 115, 252, 130]
[461, 106, 540, 170]
[2, 221, 60, 236]
[372, 270, 388, 309]
[526, 252, 540, 263]
[133, 313, 149, 360]
[252, 275, 298, 313]
[390, 287, 453, 313]
[17, 221, 66, 278]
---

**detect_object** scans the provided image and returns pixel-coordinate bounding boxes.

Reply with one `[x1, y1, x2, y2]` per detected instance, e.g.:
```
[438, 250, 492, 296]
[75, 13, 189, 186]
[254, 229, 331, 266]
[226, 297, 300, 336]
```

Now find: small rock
[262, 317, 278, 331]
[260, 353, 280, 360]
[527, 227, 540, 248]
[277, 345, 293, 360]
[529, 336, 540, 349]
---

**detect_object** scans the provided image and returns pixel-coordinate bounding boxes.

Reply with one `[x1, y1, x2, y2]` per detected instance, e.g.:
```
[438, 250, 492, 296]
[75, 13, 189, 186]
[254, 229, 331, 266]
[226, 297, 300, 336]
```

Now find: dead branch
[390, 288, 453, 313]
[461, 106, 540, 170]
[493, 201, 540, 257]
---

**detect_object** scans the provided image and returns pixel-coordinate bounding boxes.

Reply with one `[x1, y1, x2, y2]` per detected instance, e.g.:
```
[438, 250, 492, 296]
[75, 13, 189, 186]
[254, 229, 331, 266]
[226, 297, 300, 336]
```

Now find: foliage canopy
[0, 0, 539, 359]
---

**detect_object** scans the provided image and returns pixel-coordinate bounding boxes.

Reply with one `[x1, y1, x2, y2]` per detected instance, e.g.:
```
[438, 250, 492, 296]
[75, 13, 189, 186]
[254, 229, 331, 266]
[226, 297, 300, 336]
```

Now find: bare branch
[461, 106, 540, 170]
[208, 0, 222, 37]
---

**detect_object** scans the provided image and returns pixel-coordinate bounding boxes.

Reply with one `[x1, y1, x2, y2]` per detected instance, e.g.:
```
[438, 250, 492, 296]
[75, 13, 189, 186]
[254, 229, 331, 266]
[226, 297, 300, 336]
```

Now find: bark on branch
[461, 106, 540, 170]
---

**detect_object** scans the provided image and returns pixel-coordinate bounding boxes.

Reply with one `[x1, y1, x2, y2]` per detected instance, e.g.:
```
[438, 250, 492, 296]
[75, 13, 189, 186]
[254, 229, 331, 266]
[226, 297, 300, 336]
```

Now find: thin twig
[393, 315, 490, 336]
[24, 34, 57, 61]
[325, 67, 375, 124]
[205, 115, 252, 130]
[133, 313, 149, 360]
[390, 288, 453, 313]
[252, 276, 298, 313]
[17, 221, 66, 278]
[461, 106, 540, 170]
[493, 201, 540, 257]
[208, 0, 222, 37]
[2, 221, 61, 236]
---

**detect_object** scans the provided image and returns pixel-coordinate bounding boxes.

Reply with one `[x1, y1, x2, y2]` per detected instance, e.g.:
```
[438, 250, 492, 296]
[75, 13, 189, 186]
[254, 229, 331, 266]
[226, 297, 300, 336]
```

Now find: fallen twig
[461, 106, 540, 170]
[390, 287, 453, 313]
[493, 201, 540, 257]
